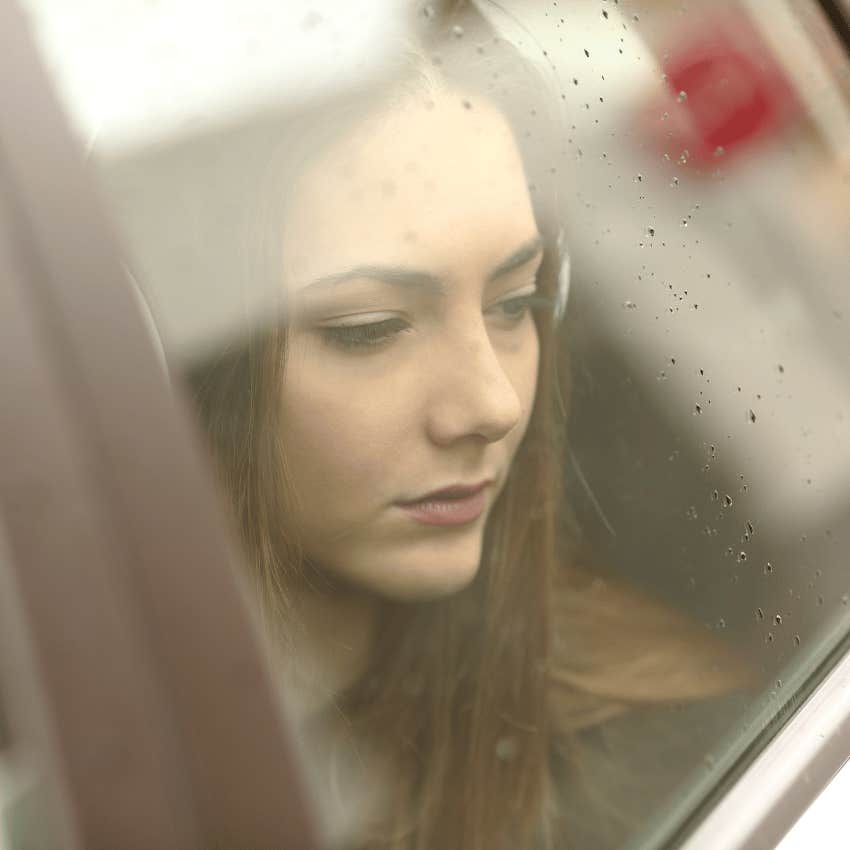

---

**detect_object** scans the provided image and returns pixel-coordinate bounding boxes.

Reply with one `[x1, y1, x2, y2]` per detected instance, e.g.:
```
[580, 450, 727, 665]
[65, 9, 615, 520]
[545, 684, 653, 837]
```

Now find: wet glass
[12, 0, 850, 848]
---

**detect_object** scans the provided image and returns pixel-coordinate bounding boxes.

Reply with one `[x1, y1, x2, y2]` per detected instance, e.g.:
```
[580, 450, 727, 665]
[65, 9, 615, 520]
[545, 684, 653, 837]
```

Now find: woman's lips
[396, 482, 490, 527]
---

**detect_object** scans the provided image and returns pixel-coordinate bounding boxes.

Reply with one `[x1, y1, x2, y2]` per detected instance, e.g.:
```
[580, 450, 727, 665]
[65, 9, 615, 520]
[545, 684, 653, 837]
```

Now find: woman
[185, 3, 748, 848]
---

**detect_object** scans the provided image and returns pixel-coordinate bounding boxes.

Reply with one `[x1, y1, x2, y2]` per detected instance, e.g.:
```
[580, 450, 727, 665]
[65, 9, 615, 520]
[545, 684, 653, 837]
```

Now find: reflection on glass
[19, 0, 850, 847]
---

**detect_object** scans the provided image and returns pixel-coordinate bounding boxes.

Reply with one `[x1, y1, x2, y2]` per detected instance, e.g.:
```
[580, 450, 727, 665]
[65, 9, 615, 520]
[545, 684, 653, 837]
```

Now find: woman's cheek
[282, 368, 413, 510]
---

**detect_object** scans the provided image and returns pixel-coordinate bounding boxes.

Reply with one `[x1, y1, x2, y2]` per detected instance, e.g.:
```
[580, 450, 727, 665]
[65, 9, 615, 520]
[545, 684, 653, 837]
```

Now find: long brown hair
[183, 3, 747, 848]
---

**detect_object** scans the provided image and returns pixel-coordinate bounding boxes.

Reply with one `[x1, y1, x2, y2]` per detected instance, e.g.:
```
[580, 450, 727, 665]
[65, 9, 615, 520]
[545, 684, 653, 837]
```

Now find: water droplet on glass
[723, 494, 733, 508]
[622, 299, 637, 310]
[738, 551, 747, 563]
[794, 634, 801, 646]
[764, 561, 774, 574]
[717, 618, 726, 629]
[646, 226, 656, 238]
[842, 594, 849, 606]
[748, 409, 757, 423]
[756, 607, 765, 621]
[766, 632, 775, 643]
[452, 24, 465, 37]
[714, 146, 726, 157]
[678, 90, 688, 103]
[686, 506, 698, 520]
[774, 614, 782, 626]
[818, 595, 825, 606]
[694, 404, 702, 415]
[495, 736, 519, 762]
[711, 489, 719, 501]
[635, 173, 644, 183]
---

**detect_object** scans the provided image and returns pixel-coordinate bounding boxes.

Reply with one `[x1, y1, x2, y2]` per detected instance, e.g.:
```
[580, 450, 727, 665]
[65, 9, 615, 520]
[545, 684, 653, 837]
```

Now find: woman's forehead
[281, 88, 538, 290]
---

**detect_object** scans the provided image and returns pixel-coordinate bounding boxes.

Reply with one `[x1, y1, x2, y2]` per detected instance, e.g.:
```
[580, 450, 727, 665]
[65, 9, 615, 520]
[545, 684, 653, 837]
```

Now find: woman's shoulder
[547, 691, 750, 850]
[543, 564, 755, 848]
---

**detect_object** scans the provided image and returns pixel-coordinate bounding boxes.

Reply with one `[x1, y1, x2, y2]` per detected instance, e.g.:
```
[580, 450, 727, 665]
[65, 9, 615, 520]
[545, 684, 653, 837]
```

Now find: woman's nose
[425, 324, 523, 446]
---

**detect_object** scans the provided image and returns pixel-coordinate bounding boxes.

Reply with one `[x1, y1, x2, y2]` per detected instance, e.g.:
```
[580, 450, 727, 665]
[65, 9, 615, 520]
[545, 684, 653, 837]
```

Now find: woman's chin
[335, 549, 483, 601]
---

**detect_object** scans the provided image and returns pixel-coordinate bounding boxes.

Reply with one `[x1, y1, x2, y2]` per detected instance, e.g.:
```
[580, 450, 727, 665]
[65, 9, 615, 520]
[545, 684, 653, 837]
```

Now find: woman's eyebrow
[301, 266, 446, 295]
[487, 234, 544, 281]
[299, 234, 543, 295]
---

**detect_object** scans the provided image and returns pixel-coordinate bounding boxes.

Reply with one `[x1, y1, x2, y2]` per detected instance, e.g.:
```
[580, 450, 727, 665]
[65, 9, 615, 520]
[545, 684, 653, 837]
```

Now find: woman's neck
[278, 582, 380, 723]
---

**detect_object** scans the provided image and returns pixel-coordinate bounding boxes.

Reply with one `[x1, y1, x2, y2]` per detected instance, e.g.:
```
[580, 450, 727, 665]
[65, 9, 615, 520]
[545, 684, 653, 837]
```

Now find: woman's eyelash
[317, 293, 555, 351]
[318, 317, 410, 350]
[490, 292, 556, 321]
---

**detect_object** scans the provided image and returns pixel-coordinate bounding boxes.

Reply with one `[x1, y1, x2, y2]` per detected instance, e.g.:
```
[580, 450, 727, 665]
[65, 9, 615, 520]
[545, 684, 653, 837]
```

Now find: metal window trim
[680, 644, 850, 850]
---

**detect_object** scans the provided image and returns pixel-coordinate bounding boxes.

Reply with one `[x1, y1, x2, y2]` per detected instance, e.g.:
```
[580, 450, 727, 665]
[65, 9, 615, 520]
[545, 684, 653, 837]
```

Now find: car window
[7, 1, 850, 848]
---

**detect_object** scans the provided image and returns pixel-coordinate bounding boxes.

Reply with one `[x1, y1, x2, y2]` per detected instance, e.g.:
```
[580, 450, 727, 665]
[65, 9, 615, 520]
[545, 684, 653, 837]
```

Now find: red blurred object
[641, 9, 801, 169]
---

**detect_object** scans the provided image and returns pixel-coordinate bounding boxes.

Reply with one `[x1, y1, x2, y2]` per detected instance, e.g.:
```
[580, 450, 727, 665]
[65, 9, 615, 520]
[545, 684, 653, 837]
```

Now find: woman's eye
[317, 317, 411, 351]
[488, 292, 554, 327]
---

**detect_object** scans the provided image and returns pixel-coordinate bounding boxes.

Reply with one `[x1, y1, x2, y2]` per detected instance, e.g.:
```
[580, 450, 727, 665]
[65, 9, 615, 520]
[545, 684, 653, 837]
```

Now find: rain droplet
[623, 299, 637, 309]
[686, 506, 698, 519]
[756, 607, 765, 621]
[764, 561, 774, 574]
[723, 494, 733, 508]
[774, 614, 782, 626]
[646, 226, 656, 237]
[748, 409, 757, 423]
[711, 489, 719, 501]
[452, 24, 465, 37]
[677, 90, 688, 103]
[495, 736, 519, 762]
[714, 146, 726, 157]
[694, 404, 702, 415]
[794, 634, 801, 646]
[737, 551, 747, 562]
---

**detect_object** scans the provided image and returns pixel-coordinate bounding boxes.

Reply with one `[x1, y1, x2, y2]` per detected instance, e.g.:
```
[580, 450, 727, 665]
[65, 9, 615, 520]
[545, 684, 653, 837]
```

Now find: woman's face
[280, 86, 541, 599]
